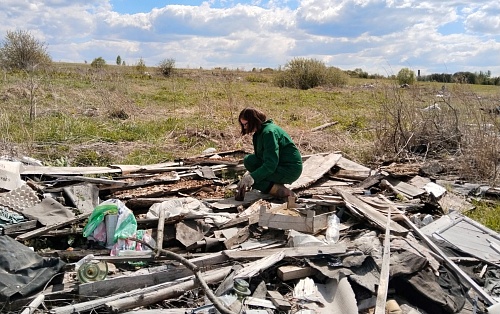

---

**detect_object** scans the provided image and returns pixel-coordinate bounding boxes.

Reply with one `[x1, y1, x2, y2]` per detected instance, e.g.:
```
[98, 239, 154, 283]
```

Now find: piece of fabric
[244, 119, 302, 192]
[0, 235, 66, 301]
[391, 265, 466, 313]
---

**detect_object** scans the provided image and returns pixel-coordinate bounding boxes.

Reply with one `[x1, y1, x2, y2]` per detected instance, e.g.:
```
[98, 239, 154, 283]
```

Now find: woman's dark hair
[238, 107, 267, 135]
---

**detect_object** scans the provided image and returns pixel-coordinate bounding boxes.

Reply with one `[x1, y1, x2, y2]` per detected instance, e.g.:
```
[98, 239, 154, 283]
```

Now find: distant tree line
[418, 70, 500, 86]
[1, 29, 498, 88]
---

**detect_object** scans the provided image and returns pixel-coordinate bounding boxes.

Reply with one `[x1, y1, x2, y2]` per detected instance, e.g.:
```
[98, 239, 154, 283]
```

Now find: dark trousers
[244, 154, 302, 193]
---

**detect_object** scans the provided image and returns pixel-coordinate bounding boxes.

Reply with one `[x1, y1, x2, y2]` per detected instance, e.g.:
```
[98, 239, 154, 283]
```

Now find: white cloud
[0, 0, 499, 76]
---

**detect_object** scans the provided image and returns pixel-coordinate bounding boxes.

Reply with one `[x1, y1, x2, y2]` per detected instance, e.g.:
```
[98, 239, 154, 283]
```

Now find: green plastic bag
[113, 208, 137, 242]
[83, 204, 119, 238]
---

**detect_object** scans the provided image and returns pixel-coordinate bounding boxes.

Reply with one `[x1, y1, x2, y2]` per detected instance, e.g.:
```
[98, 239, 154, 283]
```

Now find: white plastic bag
[325, 214, 340, 244]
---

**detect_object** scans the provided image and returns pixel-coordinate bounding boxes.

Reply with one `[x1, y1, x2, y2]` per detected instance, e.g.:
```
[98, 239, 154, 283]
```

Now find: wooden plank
[110, 162, 183, 174]
[103, 267, 233, 313]
[385, 177, 425, 198]
[220, 213, 259, 229]
[54, 266, 232, 314]
[48, 174, 127, 186]
[223, 245, 346, 260]
[288, 153, 342, 190]
[311, 121, 338, 132]
[2, 220, 37, 235]
[20, 294, 44, 314]
[334, 188, 408, 235]
[277, 265, 317, 281]
[259, 205, 330, 233]
[267, 290, 292, 311]
[156, 208, 165, 257]
[374, 203, 392, 314]
[223, 226, 250, 249]
[333, 169, 371, 181]
[79, 265, 194, 298]
[81, 252, 229, 297]
[15, 212, 91, 241]
[21, 166, 122, 175]
[209, 190, 272, 211]
[100, 172, 181, 191]
[336, 157, 371, 172]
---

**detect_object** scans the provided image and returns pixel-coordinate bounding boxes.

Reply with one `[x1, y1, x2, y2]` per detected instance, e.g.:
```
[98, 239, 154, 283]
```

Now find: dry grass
[1, 64, 499, 185]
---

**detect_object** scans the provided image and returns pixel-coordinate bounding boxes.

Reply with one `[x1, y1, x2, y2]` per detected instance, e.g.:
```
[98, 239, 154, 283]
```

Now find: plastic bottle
[325, 214, 340, 244]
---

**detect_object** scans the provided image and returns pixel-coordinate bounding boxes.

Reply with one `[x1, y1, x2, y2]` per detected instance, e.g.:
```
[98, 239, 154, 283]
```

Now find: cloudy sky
[1, 0, 500, 77]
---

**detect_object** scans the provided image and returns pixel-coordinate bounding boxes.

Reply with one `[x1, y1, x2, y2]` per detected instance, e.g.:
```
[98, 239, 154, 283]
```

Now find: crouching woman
[237, 107, 303, 198]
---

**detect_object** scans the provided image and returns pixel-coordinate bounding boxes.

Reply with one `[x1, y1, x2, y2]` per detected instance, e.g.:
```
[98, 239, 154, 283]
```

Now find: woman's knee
[243, 154, 261, 172]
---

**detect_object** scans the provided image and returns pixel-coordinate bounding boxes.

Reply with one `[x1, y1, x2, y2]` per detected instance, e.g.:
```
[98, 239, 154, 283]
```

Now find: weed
[466, 200, 500, 232]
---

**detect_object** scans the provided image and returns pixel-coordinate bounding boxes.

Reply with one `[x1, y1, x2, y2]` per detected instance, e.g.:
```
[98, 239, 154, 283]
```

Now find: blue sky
[1, 0, 499, 76]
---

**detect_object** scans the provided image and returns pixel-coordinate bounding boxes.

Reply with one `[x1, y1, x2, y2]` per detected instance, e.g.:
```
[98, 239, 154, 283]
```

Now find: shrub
[274, 58, 348, 90]
[324, 66, 350, 87]
[274, 58, 326, 90]
[397, 68, 416, 85]
[135, 58, 146, 74]
[91, 57, 106, 68]
[157, 58, 175, 77]
[245, 75, 269, 83]
[0, 30, 52, 70]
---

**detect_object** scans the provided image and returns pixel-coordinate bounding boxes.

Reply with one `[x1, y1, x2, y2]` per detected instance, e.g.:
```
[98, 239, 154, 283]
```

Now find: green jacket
[250, 119, 302, 183]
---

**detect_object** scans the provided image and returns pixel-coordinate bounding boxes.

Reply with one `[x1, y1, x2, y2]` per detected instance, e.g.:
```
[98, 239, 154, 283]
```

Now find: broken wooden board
[79, 266, 194, 298]
[100, 171, 181, 191]
[259, 204, 330, 234]
[223, 245, 347, 260]
[333, 157, 372, 181]
[208, 190, 272, 211]
[15, 212, 91, 241]
[223, 226, 250, 249]
[287, 153, 342, 190]
[110, 161, 182, 174]
[334, 188, 408, 235]
[1, 220, 37, 235]
[267, 290, 292, 311]
[21, 166, 122, 176]
[385, 177, 426, 199]
[109, 178, 216, 200]
[297, 179, 353, 196]
[277, 265, 317, 281]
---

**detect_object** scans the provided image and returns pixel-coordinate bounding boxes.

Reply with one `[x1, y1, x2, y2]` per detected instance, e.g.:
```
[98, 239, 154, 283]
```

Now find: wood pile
[1, 150, 500, 313]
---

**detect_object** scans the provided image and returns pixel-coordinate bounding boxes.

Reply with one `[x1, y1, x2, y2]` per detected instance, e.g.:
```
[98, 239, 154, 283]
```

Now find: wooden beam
[156, 208, 165, 257]
[223, 245, 346, 260]
[16, 212, 91, 241]
[20, 294, 44, 314]
[374, 204, 391, 314]
[104, 266, 232, 313]
[267, 290, 292, 311]
[54, 266, 232, 314]
[277, 265, 317, 281]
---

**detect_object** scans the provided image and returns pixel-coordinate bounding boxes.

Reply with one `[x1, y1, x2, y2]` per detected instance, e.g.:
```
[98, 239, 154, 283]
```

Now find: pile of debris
[1, 150, 500, 314]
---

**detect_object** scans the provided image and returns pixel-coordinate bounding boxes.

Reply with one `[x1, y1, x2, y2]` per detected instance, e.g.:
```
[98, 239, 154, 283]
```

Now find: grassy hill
[1, 63, 499, 184]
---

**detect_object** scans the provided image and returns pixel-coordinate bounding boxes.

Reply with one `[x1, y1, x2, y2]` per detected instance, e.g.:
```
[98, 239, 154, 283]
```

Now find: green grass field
[1, 63, 500, 228]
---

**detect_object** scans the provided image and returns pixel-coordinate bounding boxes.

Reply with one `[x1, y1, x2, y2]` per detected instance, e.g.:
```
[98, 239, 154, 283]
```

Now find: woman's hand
[238, 172, 254, 190]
